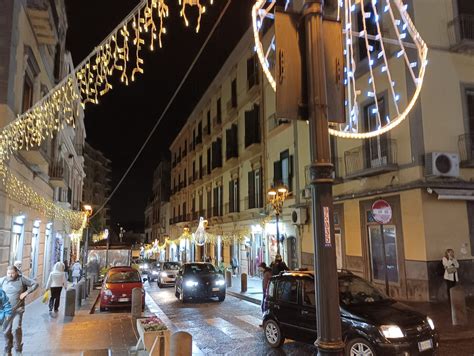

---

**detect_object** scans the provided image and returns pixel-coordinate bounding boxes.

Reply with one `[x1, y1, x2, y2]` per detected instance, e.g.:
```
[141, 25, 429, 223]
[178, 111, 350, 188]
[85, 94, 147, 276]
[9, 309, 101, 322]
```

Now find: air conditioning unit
[292, 208, 308, 225]
[425, 152, 460, 178]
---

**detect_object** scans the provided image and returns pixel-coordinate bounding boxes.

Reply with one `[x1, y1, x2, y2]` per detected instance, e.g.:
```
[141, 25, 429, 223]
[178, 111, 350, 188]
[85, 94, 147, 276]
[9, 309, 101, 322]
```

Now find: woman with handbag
[442, 248, 459, 303]
[45, 262, 67, 316]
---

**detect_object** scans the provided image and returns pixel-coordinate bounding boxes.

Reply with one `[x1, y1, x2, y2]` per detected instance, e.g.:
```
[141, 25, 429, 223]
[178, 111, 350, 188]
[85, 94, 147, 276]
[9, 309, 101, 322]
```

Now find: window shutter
[254, 104, 261, 143]
[245, 110, 251, 147]
[259, 170, 264, 208]
[289, 155, 294, 191]
[226, 129, 231, 160]
[248, 171, 255, 209]
[213, 187, 218, 216]
[274, 160, 282, 185]
[229, 181, 234, 213]
[236, 179, 240, 212]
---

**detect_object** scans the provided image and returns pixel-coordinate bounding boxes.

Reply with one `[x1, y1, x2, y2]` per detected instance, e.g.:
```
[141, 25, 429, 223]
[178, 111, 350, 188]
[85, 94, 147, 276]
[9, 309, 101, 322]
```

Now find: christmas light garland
[252, 0, 428, 139]
[0, 0, 214, 228]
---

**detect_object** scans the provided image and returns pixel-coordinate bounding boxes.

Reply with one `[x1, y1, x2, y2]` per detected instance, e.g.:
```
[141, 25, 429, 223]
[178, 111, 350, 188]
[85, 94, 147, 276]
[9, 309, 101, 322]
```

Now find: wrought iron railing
[448, 14, 474, 49]
[344, 139, 398, 177]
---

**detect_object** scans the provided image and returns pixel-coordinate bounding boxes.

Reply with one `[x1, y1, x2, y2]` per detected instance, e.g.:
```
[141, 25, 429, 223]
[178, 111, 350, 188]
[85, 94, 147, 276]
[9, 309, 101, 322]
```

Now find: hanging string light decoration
[252, 0, 428, 139]
[0, 0, 214, 226]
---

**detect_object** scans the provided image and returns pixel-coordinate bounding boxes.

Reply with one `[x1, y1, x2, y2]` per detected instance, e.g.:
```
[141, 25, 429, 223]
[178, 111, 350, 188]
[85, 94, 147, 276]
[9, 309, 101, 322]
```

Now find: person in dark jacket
[258, 262, 273, 326]
[270, 254, 289, 276]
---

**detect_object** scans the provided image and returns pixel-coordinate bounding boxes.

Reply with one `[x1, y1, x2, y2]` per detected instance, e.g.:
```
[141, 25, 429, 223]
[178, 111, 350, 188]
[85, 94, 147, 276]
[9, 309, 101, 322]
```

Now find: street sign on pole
[372, 199, 392, 224]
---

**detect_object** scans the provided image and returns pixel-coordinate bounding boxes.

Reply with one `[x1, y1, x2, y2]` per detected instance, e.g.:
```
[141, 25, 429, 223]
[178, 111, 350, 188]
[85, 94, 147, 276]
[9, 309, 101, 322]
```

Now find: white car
[157, 262, 181, 288]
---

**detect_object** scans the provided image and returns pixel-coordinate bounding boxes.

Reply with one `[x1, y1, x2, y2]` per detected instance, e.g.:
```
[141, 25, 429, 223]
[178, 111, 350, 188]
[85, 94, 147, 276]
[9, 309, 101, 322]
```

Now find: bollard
[451, 285, 468, 326]
[131, 287, 143, 319]
[64, 288, 76, 317]
[170, 331, 192, 356]
[87, 277, 93, 295]
[75, 282, 82, 308]
[241, 273, 247, 293]
[80, 280, 87, 300]
[225, 270, 232, 288]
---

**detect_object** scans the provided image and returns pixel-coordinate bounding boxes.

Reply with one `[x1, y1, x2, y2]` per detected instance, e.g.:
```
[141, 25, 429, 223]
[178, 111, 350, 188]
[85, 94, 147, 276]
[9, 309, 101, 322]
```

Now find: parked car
[175, 262, 226, 302]
[99, 266, 144, 312]
[157, 262, 181, 287]
[137, 259, 156, 277]
[263, 271, 438, 355]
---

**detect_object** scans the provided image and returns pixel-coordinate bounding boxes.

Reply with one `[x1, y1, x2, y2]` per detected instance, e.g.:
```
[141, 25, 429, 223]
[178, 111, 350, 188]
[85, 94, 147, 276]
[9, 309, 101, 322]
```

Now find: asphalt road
[145, 282, 474, 355]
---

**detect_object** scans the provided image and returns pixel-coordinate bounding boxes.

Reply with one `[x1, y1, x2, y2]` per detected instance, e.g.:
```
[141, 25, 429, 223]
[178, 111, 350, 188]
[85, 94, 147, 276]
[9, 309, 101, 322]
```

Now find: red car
[99, 266, 144, 311]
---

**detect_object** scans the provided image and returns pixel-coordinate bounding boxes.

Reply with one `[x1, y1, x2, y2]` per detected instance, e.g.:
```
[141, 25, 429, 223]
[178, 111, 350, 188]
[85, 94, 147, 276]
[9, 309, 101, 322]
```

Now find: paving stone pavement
[1, 288, 138, 355]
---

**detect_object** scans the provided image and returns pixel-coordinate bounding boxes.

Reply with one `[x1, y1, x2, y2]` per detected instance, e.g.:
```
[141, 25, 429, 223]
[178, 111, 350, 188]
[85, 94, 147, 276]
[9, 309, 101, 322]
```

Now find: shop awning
[427, 188, 474, 201]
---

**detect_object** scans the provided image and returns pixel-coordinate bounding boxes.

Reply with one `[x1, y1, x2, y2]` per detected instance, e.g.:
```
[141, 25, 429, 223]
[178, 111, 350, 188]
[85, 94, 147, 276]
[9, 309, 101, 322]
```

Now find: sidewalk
[226, 274, 474, 342]
[2, 288, 138, 355]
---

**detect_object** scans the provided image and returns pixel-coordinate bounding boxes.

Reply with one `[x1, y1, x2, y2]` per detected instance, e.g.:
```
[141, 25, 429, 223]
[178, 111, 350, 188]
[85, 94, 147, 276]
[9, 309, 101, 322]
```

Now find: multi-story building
[167, 0, 474, 301]
[83, 142, 112, 232]
[151, 160, 171, 250]
[144, 200, 153, 243]
[0, 0, 85, 296]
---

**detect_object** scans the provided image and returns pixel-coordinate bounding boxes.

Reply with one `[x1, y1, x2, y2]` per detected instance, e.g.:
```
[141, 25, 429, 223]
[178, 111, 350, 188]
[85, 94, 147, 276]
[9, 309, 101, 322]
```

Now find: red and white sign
[372, 200, 392, 224]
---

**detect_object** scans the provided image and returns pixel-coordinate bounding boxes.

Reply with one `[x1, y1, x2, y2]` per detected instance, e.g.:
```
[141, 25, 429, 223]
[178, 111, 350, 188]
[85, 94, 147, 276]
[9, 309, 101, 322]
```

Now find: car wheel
[218, 294, 225, 302]
[264, 319, 285, 348]
[345, 338, 376, 356]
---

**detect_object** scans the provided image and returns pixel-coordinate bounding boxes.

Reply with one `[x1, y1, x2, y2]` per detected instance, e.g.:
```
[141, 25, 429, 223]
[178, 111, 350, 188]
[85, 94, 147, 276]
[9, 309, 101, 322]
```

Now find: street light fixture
[267, 184, 288, 255]
[82, 204, 93, 284]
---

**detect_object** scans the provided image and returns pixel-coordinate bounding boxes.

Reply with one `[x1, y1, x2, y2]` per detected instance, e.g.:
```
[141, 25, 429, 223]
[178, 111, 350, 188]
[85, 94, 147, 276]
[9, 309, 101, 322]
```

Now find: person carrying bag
[442, 248, 459, 303]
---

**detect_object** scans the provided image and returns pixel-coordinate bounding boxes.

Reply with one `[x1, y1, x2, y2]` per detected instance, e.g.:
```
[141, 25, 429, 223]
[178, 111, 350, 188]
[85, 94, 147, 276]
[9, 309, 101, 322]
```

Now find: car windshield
[163, 262, 180, 270]
[107, 270, 141, 283]
[339, 276, 388, 305]
[185, 263, 216, 274]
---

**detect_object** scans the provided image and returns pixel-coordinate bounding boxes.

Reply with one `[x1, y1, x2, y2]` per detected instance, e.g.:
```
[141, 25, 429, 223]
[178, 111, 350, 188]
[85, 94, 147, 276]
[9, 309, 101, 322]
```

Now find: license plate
[212, 288, 219, 292]
[118, 297, 130, 302]
[418, 339, 433, 351]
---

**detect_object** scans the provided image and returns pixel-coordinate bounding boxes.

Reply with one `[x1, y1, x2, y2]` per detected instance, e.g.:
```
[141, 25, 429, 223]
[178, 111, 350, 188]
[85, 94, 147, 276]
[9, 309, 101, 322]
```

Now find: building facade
[83, 142, 112, 233]
[0, 0, 85, 297]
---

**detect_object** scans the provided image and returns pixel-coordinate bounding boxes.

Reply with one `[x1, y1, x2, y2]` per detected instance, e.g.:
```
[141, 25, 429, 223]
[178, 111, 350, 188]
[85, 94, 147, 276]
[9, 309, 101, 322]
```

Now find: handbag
[42, 290, 50, 304]
[446, 266, 457, 274]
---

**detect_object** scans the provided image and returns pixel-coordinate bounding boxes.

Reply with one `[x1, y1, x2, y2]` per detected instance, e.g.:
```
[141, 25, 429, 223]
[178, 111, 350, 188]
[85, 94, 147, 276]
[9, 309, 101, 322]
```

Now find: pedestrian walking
[63, 260, 70, 282]
[71, 260, 82, 285]
[0, 265, 38, 355]
[258, 262, 273, 326]
[442, 248, 459, 303]
[45, 262, 67, 316]
[231, 257, 239, 276]
[270, 254, 289, 276]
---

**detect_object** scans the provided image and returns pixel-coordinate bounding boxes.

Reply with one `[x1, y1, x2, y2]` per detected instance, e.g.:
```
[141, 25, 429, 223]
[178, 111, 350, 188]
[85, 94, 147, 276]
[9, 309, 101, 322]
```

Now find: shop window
[276, 279, 298, 304]
[30, 220, 41, 279]
[368, 224, 399, 283]
[10, 215, 25, 265]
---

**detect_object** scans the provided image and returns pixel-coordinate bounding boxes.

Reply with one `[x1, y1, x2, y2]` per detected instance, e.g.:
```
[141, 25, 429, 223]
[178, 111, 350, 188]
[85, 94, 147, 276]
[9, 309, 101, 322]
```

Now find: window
[248, 168, 263, 209]
[276, 279, 298, 304]
[458, 0, 474, 15]
[10, 215, 25, 265]
[206, 110, 211, 134]
[302, 279, 316, 306]
[192, 161, 196, 180]
[213, 185, 223, 216]
[43, 223, 52, 284]
[229, 179, 239, 213]
[247, 54, 259, 89]
[466, 89, 474, 135]
[211, 138, 223, 169]
[226, 124, 238, 160]
[357, 2, 381, 61]
[273, 150, 293, 191]
[468, 202, 474, 255]
[364, 98, 388, 169]
[199, 156, 203, 179]
[184, 169, 187, 187]
[199, 194, 204, 214]
[207, 190, 212, 217]
[197, 122, 203, 144]
[217, 98, 222, 124]
[30, 220, 41, 279]
[22, 75, 33, 113]
[207, 148, 211, 174]
[245, 104, 261, 147]
[368, 224, 399, 283]
[231, 78, 237, 108]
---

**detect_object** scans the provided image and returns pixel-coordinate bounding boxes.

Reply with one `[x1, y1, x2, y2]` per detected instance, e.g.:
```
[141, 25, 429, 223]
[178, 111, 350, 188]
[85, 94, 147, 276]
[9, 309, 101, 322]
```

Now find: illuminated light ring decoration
[252, 0, 428, 139]
[194, 217, 208, 246]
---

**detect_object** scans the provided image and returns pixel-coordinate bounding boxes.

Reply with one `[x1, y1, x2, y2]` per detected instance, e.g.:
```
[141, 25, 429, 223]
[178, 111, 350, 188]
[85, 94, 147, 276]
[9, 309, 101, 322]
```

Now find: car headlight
[380, 325, 404, 339]
[215, 279, 225, 286]
[161, 272, 168, 277]
[103, 289, 112, 297]
[152, 271, 159, 275]
[427, 317, 435, 330]
[185, 280, 198, 287]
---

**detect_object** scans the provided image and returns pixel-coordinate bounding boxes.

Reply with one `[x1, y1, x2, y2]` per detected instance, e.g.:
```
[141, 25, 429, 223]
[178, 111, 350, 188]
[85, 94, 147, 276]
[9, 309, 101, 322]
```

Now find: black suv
[263, 271, 439, 355]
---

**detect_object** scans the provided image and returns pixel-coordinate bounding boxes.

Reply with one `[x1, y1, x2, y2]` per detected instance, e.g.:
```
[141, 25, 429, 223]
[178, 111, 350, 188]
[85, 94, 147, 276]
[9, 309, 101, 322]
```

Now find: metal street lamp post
[267, 185, 288, 255]
[82, 204, 93, 284]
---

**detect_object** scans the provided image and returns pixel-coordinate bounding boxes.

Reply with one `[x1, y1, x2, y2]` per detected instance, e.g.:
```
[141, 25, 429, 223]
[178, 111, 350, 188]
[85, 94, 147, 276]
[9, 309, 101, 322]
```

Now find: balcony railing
[459, 133, 474, 166]
[344, 139, 398, 178]
[448, 14, 474, 52]
[49, 160, 68, 188]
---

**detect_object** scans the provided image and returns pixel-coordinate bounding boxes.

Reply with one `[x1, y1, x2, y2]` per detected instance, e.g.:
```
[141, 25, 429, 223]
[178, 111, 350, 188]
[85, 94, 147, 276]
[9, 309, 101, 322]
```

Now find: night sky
[65, 0, 255, 229]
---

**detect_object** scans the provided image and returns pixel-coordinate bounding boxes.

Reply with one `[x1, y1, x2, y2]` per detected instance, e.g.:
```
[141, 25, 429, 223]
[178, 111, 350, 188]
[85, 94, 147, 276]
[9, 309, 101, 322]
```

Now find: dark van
[263, 271, 438, 355]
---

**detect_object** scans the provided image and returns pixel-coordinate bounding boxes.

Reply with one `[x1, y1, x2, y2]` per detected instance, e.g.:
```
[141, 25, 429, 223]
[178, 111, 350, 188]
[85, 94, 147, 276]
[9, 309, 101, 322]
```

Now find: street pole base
[314, 339, 345, 355]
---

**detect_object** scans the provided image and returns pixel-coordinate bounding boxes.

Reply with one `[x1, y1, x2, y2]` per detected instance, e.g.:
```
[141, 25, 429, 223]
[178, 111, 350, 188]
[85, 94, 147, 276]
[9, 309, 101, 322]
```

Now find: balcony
[267, 113, 290, 132]
[448, 14, 474, 53]
[459, 134, 474, 167]
[49, 160, 68, 189]
[344, 139, 398, 179]
[26, 0, 57, 45]
[19, 142, 50, 174]
[247, 72, 260, 98]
